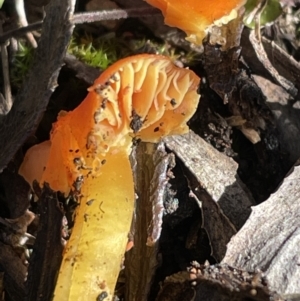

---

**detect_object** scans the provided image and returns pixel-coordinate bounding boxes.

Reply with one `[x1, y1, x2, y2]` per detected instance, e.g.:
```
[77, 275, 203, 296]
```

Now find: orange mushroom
[145, 0, 246, 44]
[19, 54, 200, 300]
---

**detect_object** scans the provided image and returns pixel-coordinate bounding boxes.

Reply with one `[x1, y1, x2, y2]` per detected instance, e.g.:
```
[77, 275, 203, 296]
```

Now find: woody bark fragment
[125, 142, 175, 301]
[0, 242, 26, 301]
[241, 30, 300, 94]
[26, 185, 64, 301]
[164, 131, 255, 228]
[164, 131, 255, 260]
[0, 0, 76, 171]
[223, 160, 300, 295]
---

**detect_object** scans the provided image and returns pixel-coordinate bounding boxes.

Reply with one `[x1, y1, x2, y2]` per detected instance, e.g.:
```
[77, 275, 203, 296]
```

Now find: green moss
[244, 0, 283, 29]
[10, 42, 34, 87]
[67, 35, 118, 69]
[10, 35, 121, 87]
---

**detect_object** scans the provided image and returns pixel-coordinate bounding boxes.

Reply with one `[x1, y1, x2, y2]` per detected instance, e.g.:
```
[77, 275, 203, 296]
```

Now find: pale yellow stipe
[53, 147, 134, 301]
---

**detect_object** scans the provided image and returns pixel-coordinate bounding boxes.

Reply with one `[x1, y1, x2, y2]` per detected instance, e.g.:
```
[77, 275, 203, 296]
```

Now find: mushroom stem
[53, 146, 134, 300]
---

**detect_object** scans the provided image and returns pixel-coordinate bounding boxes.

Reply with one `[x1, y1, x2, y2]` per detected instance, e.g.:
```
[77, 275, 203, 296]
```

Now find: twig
[0, 21, 12, 115]
[72, 6, 160, 24]
[0, 7, 160, 44]
[249, 30, 298, 97]
[253, 0, 267, 42]
[262, 36, 300, 89]
[243, 0, 267, 41]
[14, 0, 37, 48]
[0, 21, 42, 44]
[0, 0, 76, 171]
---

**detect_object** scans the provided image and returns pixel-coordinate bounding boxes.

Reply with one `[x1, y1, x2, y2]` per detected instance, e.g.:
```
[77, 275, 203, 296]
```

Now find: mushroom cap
[145, 0, 246, 44]
[21, 54, 200, 194]
[66, 53, 200, 159]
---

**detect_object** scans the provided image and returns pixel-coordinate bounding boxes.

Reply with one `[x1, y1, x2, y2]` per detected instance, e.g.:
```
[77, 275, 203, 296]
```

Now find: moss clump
[10, 42, 34, 87]
[67, 35, 119, 69]
[10, 35, 121, 87]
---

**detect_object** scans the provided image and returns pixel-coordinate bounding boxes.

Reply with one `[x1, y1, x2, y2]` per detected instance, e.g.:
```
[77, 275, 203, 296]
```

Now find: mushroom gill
[40, 54, 200, 194]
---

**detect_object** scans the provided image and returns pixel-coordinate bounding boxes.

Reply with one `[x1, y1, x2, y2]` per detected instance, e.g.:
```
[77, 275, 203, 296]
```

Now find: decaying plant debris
[164, 131, 254, 261]
[125, 142, 175, 301]
[26, 185, 64, 301]
[223, 160, 300, 295]
[0, 0, 75, 170]
[156, 261, 286, 301]
[0, 0, 300, 300]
